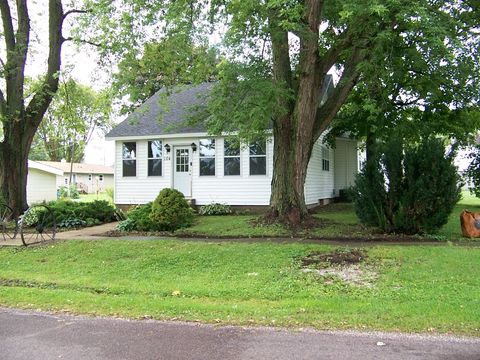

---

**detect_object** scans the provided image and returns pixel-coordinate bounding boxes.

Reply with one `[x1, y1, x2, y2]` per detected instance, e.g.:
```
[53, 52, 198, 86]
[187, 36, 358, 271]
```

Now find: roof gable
[36, 161, 114, 175]
[106, 83, 213, 139]
[106, 77, 334, 139]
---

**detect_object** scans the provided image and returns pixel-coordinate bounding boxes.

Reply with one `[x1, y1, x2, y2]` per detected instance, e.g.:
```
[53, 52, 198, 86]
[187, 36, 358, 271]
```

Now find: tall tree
[83, 0, 478, 224]
[31, 78, 112, 162]
[0, 0, 86, 215]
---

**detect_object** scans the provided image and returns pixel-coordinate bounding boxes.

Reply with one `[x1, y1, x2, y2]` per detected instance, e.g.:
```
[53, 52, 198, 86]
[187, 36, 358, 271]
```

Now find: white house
[106, 82, 359, 208]
[26, 160, 64, 204]
[37, 161, 114, 194]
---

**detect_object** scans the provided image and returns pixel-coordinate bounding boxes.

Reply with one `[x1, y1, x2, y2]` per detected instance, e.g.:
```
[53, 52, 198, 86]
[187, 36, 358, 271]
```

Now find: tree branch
[63, 9, 88, 19]
[62, 36, 101, 47]
[25, 0, 64, 129]
[313, 46, 365, 140]
[0, 0, 15, 52]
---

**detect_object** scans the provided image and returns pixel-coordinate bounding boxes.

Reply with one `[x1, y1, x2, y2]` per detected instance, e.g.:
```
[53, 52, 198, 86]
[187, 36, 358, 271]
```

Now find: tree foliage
[114, 35, 219, 114]
[81, 0, 479, 223]
[465, 143, 480, 198]
[30, 78, 112, 162]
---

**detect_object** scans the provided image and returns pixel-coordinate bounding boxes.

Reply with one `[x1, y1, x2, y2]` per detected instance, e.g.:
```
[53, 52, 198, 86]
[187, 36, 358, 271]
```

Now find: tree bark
[0, 0, 65, 216]
[267, 0, 360, 225]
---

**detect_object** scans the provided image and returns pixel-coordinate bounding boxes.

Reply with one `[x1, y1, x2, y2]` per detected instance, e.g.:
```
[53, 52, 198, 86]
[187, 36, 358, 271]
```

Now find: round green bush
[150, 189, 194, 231]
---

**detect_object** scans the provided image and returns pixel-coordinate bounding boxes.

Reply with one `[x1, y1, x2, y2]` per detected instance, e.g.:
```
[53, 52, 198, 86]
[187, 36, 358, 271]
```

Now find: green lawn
[0, 240, 479, 335]
[77, 193, 112, 203]
[178, 192, 480, 241]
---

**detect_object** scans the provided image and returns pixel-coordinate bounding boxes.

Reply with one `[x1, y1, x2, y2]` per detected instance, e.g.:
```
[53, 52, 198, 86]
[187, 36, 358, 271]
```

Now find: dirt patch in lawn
[300, 248, 377, 287]
[301, 248, 367, 266]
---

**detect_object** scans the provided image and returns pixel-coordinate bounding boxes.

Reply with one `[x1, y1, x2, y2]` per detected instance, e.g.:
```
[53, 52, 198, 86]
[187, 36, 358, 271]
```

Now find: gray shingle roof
[106, 76, 334, 138]
[106, 83, 213, 138]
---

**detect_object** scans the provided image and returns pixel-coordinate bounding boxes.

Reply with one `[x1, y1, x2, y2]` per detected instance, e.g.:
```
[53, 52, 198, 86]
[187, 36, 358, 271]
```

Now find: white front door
[173, 147, 192, 197]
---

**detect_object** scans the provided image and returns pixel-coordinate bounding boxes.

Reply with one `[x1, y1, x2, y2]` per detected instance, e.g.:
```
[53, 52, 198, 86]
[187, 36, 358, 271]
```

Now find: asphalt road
[0, 308, 479, 360]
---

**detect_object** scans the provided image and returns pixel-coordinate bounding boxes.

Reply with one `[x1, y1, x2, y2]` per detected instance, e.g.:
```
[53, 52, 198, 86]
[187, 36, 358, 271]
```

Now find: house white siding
[27, 168, 60, 204]
[114, 136, 274, 205]
[113, 135, 349, 206]
[334, 138, 359, 193]
[71, 173, 114, 194]
[304, 137, 335, 204]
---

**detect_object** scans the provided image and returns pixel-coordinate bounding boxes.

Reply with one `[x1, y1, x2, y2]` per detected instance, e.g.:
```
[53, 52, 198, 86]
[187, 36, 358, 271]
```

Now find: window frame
[249, 140, 267, 176]
[147, 140, 163, 177]
[321, 146, 330, 172]
[223, 138, 241, 176]
[122, 142, 137, 177]
[199, 138, 216, 176]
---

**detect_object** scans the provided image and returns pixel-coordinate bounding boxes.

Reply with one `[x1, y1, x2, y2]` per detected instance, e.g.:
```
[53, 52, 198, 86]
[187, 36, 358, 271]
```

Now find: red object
[460, 210, 480, 238]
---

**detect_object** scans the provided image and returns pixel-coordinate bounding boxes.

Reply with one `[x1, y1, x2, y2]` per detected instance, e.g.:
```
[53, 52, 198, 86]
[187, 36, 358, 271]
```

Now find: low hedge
[45, 199, 117, 227]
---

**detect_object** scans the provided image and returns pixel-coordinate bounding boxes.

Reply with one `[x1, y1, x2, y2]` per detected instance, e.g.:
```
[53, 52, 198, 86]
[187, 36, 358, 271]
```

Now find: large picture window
[224, 138, 240, 176]
[322, 146, 330, 171]
[249, 140, 266, 175]
[122, 142, 136, 177]
[199, 139, 215, 176]
[148, 140, 162, 176]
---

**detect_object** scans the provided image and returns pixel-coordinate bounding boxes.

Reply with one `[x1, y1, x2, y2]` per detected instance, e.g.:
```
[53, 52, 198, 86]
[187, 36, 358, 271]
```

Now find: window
[122, 142, 136, 177]
[249, 140, 266, 175]
[224, 138, 240, 176]
[88, 174, 92, 181]
[199, 139, 215, 176]
[64, 178, 68, 185]
[176, 149, 189, 172]
[148, 140, 162, 176]
[99, 174, 104, 182]
[322, 146, 330, 171]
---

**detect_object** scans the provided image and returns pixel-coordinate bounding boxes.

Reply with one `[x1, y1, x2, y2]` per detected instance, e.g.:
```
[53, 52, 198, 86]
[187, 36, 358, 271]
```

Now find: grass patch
[77, 193, 113, 203]
[0, 240, 479, 336]
[177, 192, 480, 241]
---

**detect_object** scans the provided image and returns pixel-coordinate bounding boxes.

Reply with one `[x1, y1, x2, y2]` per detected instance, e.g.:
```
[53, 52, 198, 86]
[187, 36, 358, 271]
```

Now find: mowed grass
[77, 193, 112, 203]
[179, 192, 480, 241]
[0, 240, 479, 335]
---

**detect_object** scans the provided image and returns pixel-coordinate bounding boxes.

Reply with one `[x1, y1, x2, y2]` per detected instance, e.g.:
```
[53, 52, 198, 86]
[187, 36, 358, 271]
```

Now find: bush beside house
[48, 199, 117, 228]
[352, 137, 461, 234]
[118, 189, 194, 232]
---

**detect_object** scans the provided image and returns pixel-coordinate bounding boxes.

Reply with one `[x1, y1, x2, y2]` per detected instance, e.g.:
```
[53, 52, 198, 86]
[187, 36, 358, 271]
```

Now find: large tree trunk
[266, 0, 364, 225]
[0, 0, 64, 216]
[269, 116, 312, 224]
[0, 122, 34, 216]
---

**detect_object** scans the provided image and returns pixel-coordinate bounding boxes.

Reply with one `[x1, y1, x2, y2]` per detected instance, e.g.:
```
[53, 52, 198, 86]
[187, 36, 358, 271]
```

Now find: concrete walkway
[0, 222, 119, 246]
[1, 307, 479, 360]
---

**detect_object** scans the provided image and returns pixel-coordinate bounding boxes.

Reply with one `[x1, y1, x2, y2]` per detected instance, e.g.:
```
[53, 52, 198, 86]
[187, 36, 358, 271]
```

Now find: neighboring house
[105, 82, 359, 207]
[27, 160, 64, 204]
[37, 161, 114, 194]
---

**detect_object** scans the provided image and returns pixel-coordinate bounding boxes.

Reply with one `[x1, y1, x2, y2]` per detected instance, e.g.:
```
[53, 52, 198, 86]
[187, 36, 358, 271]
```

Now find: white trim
[107, 132, 209, 141]
[28, 160, 64, 176]
[106, 130, 274, 142]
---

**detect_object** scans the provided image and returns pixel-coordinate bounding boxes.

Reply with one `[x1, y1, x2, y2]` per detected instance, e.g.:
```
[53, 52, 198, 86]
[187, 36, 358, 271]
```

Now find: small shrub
[20, 206, 45, 227]
[58, 218, 87, 229]
[57, 184, 80, 199]
[105, 187, 114, 201]
[150, 189, 194, 231]
[116, 218, 137, 232]
[127, 203, 156, 231]
[198, 203, 232, 215]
